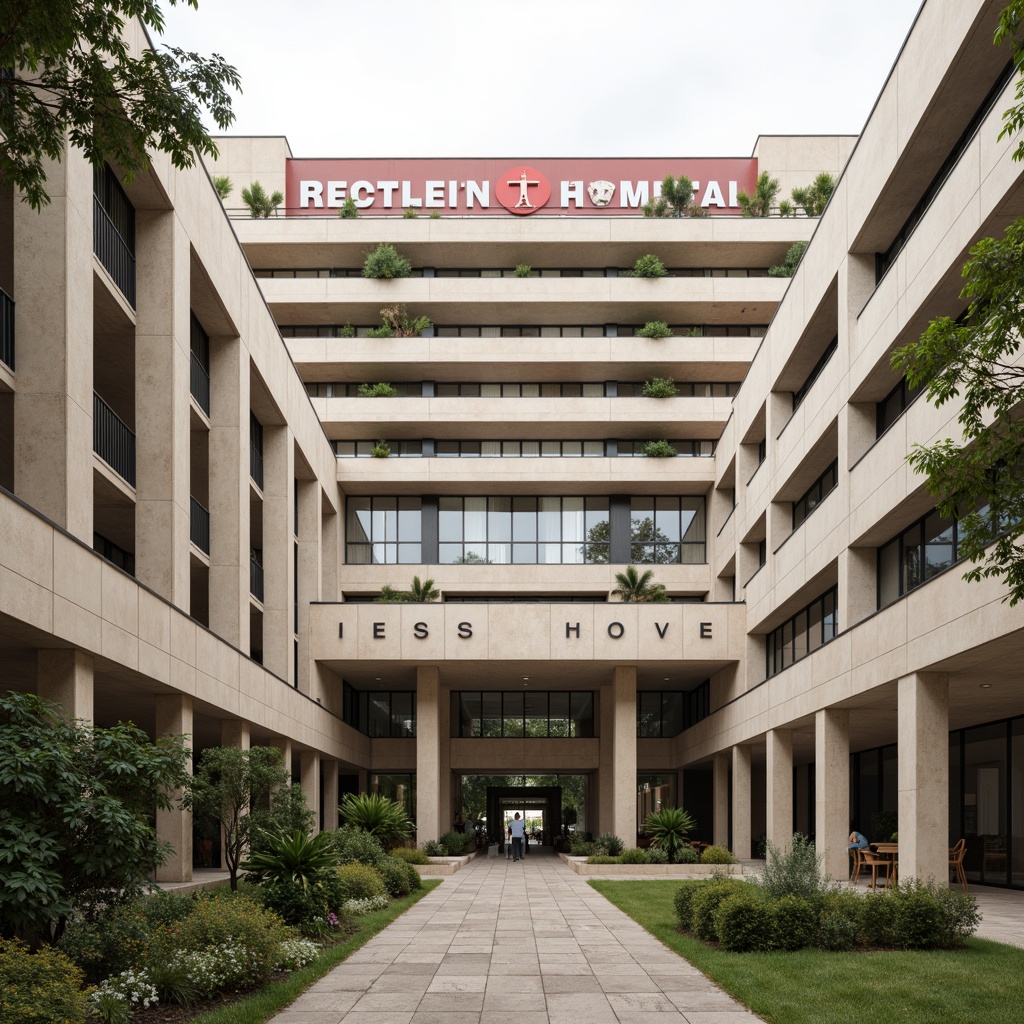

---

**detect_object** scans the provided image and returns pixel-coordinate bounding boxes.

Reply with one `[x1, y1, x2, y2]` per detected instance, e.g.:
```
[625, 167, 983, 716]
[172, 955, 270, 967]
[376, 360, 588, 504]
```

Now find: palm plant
[240, 180, 283, 218]
[340, 792, 413, 849]
[611, 565, 668, 603]
[408, 576, 439, 602]
[241, 828, 338, 891]
[791, 172, 836, 216]
[212, 175, 232, 200]
[645, 806, 695, 863]
[737, 171, 780, 217]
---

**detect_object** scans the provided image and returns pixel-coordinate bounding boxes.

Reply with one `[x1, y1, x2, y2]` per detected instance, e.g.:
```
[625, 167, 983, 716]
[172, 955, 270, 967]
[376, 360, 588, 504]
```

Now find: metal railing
[0, 287, 13, 370]
[93, 393, 136, 486]
[250, 550, 264, 601]
[93, 196, 136, 307]
[190, 496, 210, 555]
[190, 352, 210, 415]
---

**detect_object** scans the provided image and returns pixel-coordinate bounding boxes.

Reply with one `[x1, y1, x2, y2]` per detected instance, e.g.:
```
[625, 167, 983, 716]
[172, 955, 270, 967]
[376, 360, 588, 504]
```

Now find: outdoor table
[871, 842, 898, 888]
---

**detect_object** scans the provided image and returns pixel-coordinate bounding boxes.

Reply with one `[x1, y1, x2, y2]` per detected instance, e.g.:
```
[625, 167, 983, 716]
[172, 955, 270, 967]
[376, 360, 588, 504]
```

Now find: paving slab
[264, 850, 764, 1023]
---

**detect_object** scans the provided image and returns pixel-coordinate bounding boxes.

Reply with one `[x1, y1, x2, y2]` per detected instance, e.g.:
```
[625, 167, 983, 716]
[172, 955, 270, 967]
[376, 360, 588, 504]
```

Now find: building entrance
[457, 773, 588, 844]
[489, 786, 561, 847]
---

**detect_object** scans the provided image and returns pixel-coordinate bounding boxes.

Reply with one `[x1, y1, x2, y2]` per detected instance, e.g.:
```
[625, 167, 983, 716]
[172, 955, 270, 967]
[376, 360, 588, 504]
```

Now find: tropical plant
[377, 584, 406, 602]
[370, 440, 391, 458]
[242, 828, 338, 891]
[339, 793, 412, 849]
[768, 241, 808, 278]
[357, 382, 399, 397]
[790, 172, 836, 216]
[642, 377, 677, 398]
[338, 197, 359, 219]
[595, 833, 624, 856]
[362, 243, 412, 279]
[644, 806, 696, 863]
[642, 174, 704, 218]
[0, 691, 190, 943]
[635, 321, 673, 338]
[611, 565, 668, 603]
[212, 175, 232, 200]
[627, 254, 668, 278]
[515, 263, 531, 277]
[642, 439, 678, 458]
[240, 181, 283, 218]
[778, 200, 796, 217]
[402, 207, 419, 218]
[0, 0, 240, 212]
[737, 171, 781, 217]
[407, 576, 439, 602]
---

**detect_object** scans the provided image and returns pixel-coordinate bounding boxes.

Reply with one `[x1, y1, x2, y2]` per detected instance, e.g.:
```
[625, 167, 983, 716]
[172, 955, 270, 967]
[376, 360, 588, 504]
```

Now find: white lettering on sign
[561, 180, 584, 207]
[729, 181, 738, 207]
[351, 181, 375, 208]
[425, 181, 445, 208]
[300, 180, 323, 208]
[620, 181, 648, 208]
[379, 181, 399, 207]
[701, 180, 726, 207]
[448, 180, 459, 206]
[466, 180, 489, 208]
[401, 181, 422, 207]
[327, 181, 347, 206]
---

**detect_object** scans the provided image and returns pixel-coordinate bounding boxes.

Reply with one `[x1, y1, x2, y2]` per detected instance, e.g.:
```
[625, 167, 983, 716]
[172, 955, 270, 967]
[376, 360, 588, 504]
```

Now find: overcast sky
[156, 0, 924, 158]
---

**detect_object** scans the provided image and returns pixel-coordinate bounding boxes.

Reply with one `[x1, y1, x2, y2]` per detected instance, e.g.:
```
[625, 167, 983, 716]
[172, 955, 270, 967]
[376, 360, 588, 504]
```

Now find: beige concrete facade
[2, 0, 1023, 886]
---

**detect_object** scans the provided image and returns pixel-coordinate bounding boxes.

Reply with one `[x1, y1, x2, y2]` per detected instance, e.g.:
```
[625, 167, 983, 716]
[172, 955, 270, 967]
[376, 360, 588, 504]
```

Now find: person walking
[509, 812, 525, 862]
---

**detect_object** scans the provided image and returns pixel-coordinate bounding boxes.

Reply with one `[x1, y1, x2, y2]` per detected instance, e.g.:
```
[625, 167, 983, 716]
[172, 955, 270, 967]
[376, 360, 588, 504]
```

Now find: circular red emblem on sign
[494, 165, 551, 215]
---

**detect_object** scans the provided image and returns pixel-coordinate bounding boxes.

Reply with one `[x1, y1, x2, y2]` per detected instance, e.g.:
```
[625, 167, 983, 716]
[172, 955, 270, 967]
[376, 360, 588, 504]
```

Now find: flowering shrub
[275, 939, 320, 971]
[93, 969, 159, 1009]
[341, 895, 389, 915]
[170, 940, 264, 996]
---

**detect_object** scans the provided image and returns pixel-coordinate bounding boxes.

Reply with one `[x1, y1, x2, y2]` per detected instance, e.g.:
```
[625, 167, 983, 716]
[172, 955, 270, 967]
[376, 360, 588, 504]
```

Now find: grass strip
[590, 879, 1024, 1024]
[190, 880, 442, 1024]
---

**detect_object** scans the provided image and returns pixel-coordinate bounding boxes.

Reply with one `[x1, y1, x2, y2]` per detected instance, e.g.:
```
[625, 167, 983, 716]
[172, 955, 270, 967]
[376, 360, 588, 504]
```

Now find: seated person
[848, 830, 869, 850]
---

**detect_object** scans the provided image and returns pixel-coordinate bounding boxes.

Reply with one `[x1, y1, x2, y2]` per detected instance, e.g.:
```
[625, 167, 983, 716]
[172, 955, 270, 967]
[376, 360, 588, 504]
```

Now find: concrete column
[322, 759, 340, 831]
[154, 694, 193, 882]
[208, 336, 250, 649]
[898, 672, 949, 883]
[295, 479, 320, 695]
[261, 425, 294, 681]
[612, 666, 637, 845]
[416, 666, 441, 842]
[134, 211, 191, 608]
[37, 649, 94, 723]
[815, 708, 850, 880]
[357, 768, 369, 795]
[13, 153, 94, 540]
[321, 506, 339, 602]
[597, 682, 614, 834]
[270, 736, 293, 779]
[732, 745, 752, 860]
[766, 728, 794, 855]
[300, 750, 321, 835]
[713, 751, 729, 847]
[220, 719, 251, 751]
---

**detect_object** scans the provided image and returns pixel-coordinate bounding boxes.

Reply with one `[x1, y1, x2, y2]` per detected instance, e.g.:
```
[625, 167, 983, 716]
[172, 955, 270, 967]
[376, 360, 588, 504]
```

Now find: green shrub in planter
[402, 208, 418, 218]
[673, 881, 709, 930]
[335, 863, 387, 902]
[714, 888, 772, 952]
[628, 254, 668, 277]
[673, 843, 699, 864]
[771, 894, 816, 951]
[0, 939, 89, 1024]
[892, 880, 945, 949]
[357, 382, 399, 397]
[596, 832, 625, 856]
[570, 839, 596, 856]
[587, 855, 623, 864]
[636, 320, 672, 338]
[399, 858, 421, 891]
[362, 242, 412, 279]
[691, 879, 746, 942]
[422, 839, 444, 857]
[641, 377, 677, 397]
[514, 264, 531, 277]
[378, 856, 412, 897]
[860, 891, 899, 948]
[643, 439, 677, 458]
[933, 886, 981, 945]
[699, 844, 737, 864]
[620, 847, 648, 864]
[391, 846, 429, 864]
[644, 846, 669, 864]
[816, 889, 863, 952]
[330, 824, 388, 869]
[438, 830, 470, 856]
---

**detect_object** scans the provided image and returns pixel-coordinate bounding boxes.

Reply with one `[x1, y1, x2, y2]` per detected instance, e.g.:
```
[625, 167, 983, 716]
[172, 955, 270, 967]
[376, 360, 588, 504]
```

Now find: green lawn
[590, 880, 1024, 1024]
[190, 880, 442, 1024]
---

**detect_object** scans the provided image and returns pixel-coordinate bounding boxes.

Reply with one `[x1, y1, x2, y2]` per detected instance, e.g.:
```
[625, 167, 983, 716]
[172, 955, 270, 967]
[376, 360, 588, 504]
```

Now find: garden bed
[415, 851, 478, 876]
[558, 853, 743, 877]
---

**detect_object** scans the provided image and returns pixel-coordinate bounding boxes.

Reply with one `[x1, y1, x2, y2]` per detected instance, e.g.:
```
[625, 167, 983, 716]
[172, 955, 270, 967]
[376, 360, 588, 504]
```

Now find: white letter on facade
[620, 181, 648, 208]
[299, 181, 323, 208]
[379, 181, 399, 207]
[351, 181, 375, 208]
[702, 180, 726, 207]
[401, 181, 422, 207]
[327, 181, 347, 207]
[466, 181, 489, 208]
[425, 181, 445, 208]
[561, 180, 584, 207]
[729, 181, 738, 208]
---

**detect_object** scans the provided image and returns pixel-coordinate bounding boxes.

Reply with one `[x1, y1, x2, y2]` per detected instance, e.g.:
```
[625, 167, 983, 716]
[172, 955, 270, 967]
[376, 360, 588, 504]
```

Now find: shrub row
[673, 878, 980, 952]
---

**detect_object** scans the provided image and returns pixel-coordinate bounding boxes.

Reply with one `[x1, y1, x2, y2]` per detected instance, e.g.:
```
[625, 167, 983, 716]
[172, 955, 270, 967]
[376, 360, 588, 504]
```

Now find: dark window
[766, 587, 839, 678]
[792, 337, 838, 411]
[793, 460, 838, 530]
[629, 497, 706, 564]
[876, 377, 920, 437]
[453, 691, 594, 737]
[92, 164, 136, 307]
[877, 507, 963, 608]
[189, 313, 211, 415]
[346, 496, 422, 564]
[249, 413, 263, 488]
[341, 686, 416, 737]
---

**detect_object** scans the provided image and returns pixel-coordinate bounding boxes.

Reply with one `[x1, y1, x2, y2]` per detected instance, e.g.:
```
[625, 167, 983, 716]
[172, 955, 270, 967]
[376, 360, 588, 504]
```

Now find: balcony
[190, 352, 210, 415]
[93, 196, 136, 308]
[0, 287, 13, 371]
[250, 549, 264, 601]
[190, 496, 210, 555]
[93, 393, 136, 487]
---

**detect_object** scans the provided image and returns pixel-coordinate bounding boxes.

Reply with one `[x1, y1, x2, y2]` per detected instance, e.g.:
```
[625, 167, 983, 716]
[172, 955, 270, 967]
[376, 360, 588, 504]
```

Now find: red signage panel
[284, 158, 758, 216]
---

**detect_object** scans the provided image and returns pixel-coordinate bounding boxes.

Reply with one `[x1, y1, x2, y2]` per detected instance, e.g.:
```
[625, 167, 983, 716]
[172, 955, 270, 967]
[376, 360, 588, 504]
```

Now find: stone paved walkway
[269, 849, 761, 1024]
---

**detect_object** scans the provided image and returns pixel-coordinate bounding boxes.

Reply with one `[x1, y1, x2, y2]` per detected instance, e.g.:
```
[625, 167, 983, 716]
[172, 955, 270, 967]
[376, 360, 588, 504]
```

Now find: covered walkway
[269, 849, 761, 1023]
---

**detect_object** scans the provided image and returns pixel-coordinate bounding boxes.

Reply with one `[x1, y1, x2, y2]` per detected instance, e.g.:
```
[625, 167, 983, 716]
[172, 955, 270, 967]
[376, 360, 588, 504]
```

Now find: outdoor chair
[949, 838, 968, 892]
[858, 848, 892, 889]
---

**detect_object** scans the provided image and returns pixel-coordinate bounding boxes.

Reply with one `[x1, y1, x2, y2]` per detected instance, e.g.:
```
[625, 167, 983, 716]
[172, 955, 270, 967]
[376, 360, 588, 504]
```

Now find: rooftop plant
[362, 243, 412, 279]
[611, 565, 668, 603]
[636, 321, 672, 338]
[366, 305, 431, 338]
[370, 440, 391, 458]
[357, 382, 399, 397]
[768, 241, 808, 278]
[213, 175, 232, 200]
[642, 377, 677, 398]
[240, 180, 283, 218]
[627, 254, 668, 278]
[642, 439, 678, 458]
[514, 263, 531, 277]
[338, 197, 359, 218]
[737, 171, 781, 217]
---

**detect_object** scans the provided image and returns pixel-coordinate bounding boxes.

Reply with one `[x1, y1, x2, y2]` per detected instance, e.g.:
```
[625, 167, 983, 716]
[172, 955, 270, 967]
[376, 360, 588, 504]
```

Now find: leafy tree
[997, 2, 1024, 160]
[212, 174, 232, 200]
[737, 171, 781, 217]
[891, 217, 1024, 605]
[240, 180, 283, 218]
[363, 243, 412, 279]
[0, 691, 190, 943]
[582, 517, 679, 564]
[612, 565, 668, 602]
[190, 745, 295, 890]
[0, 0, 240, 211]
[790, 172, 835, 216]
[642, 174, 705, 218]
[768, 241, 808, 278]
